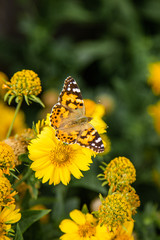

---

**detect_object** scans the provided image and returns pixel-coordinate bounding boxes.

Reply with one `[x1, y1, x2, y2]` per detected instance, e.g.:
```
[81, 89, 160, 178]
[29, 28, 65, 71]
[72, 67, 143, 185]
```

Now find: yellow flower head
[118, 185, 140, 215]
[0, 72, 8, 98]
[4, 128, 34, 166]
[0, 204, 21, 224]
[28, 126, 94, 185]
[98, 193, 132, 231]
[0, 101, 26, 141]
[0, 175, 17, 206]
[0, 224, 10, 240]
[59, 209, 112, 240]
[148, 62, 160, 95]
[3, 70, 44, 106]
[148, 101, 160, 134]
[59, 210, 96, 240]
[0, 204, 21, 239]
[4, 70, 41, 97]
[4, 137, 27, 166]
[0, 142, 15, 175]
[103, 157, 136, 189]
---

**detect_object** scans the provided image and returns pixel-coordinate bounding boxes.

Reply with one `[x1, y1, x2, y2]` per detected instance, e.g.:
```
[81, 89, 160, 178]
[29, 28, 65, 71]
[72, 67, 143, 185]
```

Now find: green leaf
[4, 91, 11, 102]
[10, 170, 19, 180]
[15, 223, 24, 240]
[24, 95, 30, 105]
[81, 204, 89, 214]
[29, 95, 45, 107]
[29, 196, 56, 206]
[19, 209, 51, 234]
[8, 95, 15, 105]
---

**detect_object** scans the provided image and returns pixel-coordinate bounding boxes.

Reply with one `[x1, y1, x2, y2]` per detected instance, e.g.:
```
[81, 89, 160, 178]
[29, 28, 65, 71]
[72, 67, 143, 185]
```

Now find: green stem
[6, 97, 23, 139]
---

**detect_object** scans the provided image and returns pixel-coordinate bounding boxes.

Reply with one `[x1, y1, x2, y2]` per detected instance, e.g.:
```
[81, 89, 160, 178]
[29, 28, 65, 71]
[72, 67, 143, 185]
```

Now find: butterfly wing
[55, 128, 80, 144]
[50, 103, 70, 129]
[58, 76, 85, 112]
[77, 123, 104, 153]
[50, 76, 85, 130]
[55, 123, 104, 153]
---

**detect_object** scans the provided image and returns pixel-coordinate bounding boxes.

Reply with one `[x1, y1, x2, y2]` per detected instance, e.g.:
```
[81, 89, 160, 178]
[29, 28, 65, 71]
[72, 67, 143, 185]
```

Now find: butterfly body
[50, 76, 104, 153]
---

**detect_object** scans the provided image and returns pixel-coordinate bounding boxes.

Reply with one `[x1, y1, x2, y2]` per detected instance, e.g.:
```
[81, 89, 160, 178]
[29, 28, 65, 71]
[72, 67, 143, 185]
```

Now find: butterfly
[50, 76, 104, 153]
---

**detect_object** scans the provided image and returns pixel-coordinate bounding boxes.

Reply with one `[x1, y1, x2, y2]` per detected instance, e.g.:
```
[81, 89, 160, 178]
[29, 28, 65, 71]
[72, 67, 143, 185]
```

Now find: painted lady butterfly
[50, 76, 104, 153]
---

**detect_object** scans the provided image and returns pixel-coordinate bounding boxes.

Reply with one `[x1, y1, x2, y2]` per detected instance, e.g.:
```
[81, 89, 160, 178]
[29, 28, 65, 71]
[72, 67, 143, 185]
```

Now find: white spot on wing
[72, 88, 80, 93]
[95, 137, 102, 143]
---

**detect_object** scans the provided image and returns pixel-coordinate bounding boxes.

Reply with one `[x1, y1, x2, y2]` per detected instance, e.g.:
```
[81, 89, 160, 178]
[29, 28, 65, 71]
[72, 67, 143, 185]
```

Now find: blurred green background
[1, 0, 160, 239]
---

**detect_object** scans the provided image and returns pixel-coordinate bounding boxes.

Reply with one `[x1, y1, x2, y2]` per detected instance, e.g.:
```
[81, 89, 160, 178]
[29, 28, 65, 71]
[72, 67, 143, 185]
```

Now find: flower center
[78, 222, 96, 238]
[49, 143, 73, 166]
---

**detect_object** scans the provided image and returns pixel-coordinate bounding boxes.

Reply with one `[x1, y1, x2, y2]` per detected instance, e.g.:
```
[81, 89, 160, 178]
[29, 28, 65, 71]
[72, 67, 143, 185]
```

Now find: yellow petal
[30, 156, 51, 169]
[42, 165, 54, 183]
[60, 233, 80, 240]
[69, 163, 83, 179]
[0, 205, 21, 223]
[70, 210, 86, 225]
[49, 167, 60, 185]
[59, 219, 78, 233]
[59, 167, 71, 185]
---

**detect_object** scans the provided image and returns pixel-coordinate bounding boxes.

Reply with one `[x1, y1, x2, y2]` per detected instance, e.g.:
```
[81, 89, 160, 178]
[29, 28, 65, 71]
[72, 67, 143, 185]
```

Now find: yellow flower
[0, 175, 17, 206]
[3, 70, 44, 106]
[4, 128, 34, 166]
[0, 204, 21, 224]
[84, 99, 107, 134]
[0, 101, 26, 141]
[148, 101, 160, 134]
[98, 193, 132, 231]
[4, 70, 41, 97]
[0, 142, 15, 175]
[0, 204, 21, 239]
[148, 62, 160, 95]
[59, 209, 113, 240]
[28, 126, 94, 185]
[0, 224, 11, 240]
[0, 72, 8, 98]
[118, 185, 140, 215]
[103, 157, 136, 190]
